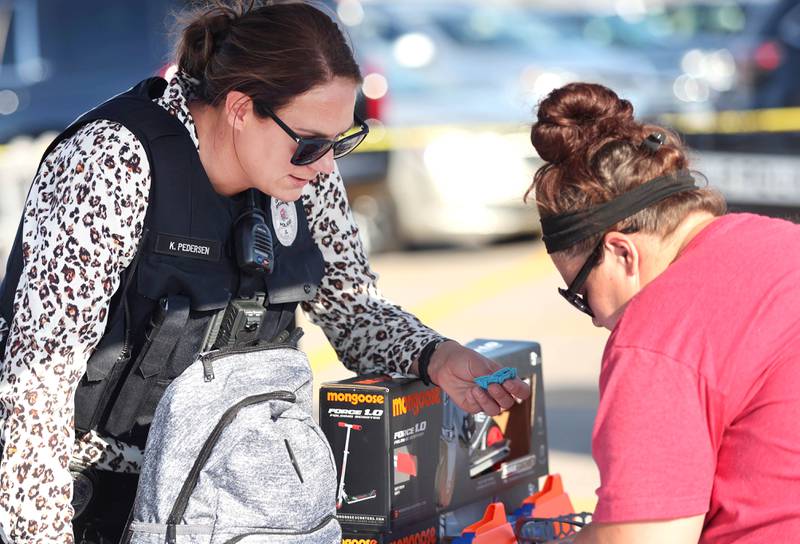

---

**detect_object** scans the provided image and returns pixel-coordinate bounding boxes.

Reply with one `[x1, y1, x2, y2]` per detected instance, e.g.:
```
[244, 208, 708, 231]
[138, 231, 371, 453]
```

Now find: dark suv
[748, 0, 800, 109]
[0, 0, 185, 143]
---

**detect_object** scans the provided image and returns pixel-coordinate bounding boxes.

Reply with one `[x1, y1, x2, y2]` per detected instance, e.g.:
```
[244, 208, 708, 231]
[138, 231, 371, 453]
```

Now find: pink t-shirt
[591, 213, 800, 543]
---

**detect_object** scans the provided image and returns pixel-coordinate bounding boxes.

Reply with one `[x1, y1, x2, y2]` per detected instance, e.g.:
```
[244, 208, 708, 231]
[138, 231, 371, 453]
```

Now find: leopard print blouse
[0, 73, 443, 543]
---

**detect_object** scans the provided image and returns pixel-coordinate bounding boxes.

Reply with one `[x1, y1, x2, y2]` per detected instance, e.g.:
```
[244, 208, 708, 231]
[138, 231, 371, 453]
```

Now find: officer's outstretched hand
[424, 340, 530, 415]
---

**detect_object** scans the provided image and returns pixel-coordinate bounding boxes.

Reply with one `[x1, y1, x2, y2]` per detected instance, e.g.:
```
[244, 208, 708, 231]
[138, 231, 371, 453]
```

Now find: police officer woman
[0, 2, 528, 542]
[529, 82, 800, 543]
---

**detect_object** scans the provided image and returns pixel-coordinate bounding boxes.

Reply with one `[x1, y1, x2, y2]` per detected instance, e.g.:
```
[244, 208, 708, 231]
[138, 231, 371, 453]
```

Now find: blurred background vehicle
[552, 0, 777, 111]
[0, 0, 189, 268]
[744, 0, 800, 109]
[649, 0, 800, 219]
[337, 0, 675, 251]
[0, 0, 185, 143]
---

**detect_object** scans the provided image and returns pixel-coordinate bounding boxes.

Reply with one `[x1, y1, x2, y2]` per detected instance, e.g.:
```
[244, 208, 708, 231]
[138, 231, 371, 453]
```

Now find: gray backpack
[123, 340, 341, 543]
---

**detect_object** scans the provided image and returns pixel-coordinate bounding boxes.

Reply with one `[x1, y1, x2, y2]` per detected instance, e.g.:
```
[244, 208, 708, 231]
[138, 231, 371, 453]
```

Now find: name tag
[154, 234, 221, 262]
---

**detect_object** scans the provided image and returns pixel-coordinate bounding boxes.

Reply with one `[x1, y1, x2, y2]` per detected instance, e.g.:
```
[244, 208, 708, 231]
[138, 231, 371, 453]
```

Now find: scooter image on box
[435, 398, 512, 508]
[336, 422, 377, 509]
[468, 413, 511, 478]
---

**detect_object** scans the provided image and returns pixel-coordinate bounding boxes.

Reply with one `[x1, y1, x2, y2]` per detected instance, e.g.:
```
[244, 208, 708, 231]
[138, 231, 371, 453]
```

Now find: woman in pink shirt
[528, 82, 800, 543]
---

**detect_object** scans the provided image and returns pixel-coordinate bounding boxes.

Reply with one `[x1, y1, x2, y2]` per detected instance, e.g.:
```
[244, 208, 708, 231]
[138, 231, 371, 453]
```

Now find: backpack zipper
[165, 390, 297, 544]
[197, 342, 299, 382]
[221, 514, 338, 543]
[284, 439, 304, 483]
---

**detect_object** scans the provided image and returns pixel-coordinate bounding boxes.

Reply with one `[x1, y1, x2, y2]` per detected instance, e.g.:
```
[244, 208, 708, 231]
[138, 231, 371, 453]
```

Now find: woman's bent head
[528, 83, 726, 328]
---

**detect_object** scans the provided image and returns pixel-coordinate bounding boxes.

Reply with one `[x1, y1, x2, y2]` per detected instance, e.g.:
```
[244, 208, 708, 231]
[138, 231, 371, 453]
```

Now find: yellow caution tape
[4, 106, 800, 157]
[354, 108, 800, 152]
[354, 108, 800, 153]
[353, 122, 530, 153]
[660, 106, 800, 135]
[0, 122, 529, 156]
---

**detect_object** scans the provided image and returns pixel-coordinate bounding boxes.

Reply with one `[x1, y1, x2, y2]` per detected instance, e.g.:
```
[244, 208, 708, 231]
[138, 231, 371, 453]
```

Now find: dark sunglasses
[558, 238, 604, 318]
[257, 104, 369, 166]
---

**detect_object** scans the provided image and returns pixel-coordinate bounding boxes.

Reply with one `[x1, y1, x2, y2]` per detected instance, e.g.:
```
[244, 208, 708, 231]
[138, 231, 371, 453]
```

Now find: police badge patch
[271, 198, 298, 246]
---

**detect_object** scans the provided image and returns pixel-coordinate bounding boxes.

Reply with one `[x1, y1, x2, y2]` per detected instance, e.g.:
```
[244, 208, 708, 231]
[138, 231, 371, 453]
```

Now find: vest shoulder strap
[0, 78, 197, 353]
[41, 77, 188, 159]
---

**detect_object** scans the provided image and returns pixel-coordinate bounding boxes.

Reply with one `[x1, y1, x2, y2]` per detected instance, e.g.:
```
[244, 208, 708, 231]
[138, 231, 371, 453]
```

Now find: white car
[336, 0, 672, 250]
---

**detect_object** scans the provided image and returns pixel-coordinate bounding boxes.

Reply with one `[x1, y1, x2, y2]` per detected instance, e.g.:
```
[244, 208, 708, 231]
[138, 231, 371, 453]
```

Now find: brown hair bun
[526, 82, 726, 256]
[177, 6, 237, 82]
[531, 83, 634, 164]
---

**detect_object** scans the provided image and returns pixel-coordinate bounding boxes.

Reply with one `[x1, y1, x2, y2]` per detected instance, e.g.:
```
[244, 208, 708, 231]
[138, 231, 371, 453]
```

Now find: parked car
[338, 0, 672, 250]
[681, 0, 800, 220]
[554, 1, 778, 112]
[746, 0, 800, 109]
[0, 0, 189, 143]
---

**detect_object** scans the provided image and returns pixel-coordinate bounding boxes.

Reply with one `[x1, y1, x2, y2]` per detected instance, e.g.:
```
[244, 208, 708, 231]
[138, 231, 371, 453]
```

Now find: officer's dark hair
[174, 1, 362, 113]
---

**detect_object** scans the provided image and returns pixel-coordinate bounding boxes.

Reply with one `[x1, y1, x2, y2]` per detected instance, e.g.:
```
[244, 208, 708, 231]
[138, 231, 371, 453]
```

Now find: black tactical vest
[0, 78, 325, 447]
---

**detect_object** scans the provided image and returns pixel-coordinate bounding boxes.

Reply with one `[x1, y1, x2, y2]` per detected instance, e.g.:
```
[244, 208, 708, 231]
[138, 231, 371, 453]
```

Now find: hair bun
[531, 83, 634, 164]
[178, 8, 237, 80]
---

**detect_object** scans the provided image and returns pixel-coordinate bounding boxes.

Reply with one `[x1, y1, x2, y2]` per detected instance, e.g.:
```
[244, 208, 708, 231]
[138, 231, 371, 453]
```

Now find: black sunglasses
[257, 104, 369, 166]
[558, 238, 604, 318]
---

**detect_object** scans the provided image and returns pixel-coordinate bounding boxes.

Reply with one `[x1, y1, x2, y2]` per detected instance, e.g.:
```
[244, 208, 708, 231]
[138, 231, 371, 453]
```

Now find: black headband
[540, 170, 697, 254]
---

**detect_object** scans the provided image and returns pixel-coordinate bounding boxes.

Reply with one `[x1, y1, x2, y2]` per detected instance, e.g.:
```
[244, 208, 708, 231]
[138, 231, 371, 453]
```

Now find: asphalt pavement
[300, 238, 608, 513]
